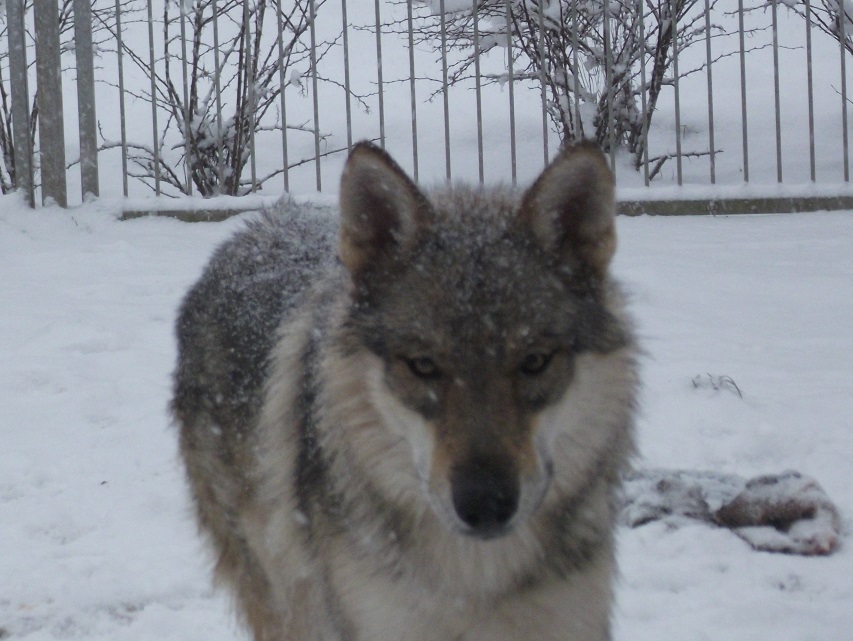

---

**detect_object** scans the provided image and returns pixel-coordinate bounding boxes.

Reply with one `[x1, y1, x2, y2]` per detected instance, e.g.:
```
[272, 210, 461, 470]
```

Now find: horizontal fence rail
[1, 0, 852, 209]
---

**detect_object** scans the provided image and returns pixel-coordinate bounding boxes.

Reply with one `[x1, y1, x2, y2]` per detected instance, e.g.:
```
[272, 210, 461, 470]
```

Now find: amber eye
[406, 356, 441, 379]
[519, 351, 554, 375]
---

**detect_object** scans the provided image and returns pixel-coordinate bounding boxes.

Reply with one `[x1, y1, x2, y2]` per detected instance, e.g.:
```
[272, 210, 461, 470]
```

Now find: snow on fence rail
[2, 0, 853, 209]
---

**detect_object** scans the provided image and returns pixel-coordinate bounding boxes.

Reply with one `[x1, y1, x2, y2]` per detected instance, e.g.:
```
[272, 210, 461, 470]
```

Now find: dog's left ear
[518, 141, 616, 280]
[339, 141, 431, 276]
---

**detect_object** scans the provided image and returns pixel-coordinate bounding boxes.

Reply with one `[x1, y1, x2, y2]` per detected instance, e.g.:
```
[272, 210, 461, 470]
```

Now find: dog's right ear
[339, 142, 431, 276]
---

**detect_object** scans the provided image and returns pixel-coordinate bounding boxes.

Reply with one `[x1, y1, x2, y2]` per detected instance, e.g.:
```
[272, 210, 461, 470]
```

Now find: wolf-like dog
[172, 141, 639, 641]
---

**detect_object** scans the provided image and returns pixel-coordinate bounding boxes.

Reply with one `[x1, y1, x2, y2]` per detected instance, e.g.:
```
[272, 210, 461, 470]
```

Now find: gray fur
[173, 142, 639, 641]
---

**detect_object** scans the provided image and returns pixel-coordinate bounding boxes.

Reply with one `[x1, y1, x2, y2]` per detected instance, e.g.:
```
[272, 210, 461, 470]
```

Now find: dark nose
[451, 459, 519, 537]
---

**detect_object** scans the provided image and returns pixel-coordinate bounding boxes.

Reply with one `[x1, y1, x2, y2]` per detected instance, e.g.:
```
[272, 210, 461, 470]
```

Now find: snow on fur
[622, 469, 841, 556]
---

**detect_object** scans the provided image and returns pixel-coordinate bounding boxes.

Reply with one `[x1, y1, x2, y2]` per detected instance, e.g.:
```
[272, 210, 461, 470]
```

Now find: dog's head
[337, 141, 632, 539]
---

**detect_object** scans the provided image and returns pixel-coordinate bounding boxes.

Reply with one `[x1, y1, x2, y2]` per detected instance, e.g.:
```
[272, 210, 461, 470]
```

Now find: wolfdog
[172, 141, 638, 641]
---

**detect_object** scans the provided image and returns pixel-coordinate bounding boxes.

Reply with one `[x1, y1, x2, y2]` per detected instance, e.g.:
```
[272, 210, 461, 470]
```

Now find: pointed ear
[339, 142, 431, 275]
[518, 141, 616, 279]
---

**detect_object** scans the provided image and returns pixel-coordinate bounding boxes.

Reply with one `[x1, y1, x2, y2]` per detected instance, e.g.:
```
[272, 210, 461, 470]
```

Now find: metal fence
[2, 0, 853, 211]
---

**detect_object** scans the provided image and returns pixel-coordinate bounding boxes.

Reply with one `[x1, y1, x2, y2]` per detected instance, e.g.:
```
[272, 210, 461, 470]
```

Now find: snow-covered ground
[1, 193, 851, 640]
[3, 1, 853, 637]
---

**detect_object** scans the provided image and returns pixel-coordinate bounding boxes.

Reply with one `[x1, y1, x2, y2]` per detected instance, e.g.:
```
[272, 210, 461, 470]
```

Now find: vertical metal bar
[179, 0, 193, 194]
[571, 1, 581, 139]
[805, 0, 815, 182]
[738, 0, 749, 182]
[473, 0, 484, 183]
[147, 0, 161, 195]
[74, 0, 99, 198]
[603, 0, 614, 172]
[670, 0, 682, 186]
[309, 0, 321, 190]
[114, 0, 129, 196]
[244, 0, 257, 193]
[639, 0, 649, 185]
[704, 0, 715, 184]
[439, 0, 451, 180]
[771, 0, 782, 182]
[840, 0, 849, 182]
[275, 0, 289, 191]
[213, 0, 226, 193]
[537, 0, 548, 166]
[33, 0, 67, 207]
[341, 0, 353, 152]
[6, 0, 34, 205]
[407, 0, 419, 180]
[374, 0, 386, 148]
[505, 0, 516, 185]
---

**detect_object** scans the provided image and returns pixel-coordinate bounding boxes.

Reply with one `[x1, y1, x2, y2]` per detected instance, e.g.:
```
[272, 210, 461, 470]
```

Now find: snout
[451, 458, 520, 538]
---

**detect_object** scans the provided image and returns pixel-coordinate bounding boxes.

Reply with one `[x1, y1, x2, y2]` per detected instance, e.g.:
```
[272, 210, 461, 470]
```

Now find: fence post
[74, 0, 99, 199]
[33, 0, 68, 207]
[5, 0, 35, 206]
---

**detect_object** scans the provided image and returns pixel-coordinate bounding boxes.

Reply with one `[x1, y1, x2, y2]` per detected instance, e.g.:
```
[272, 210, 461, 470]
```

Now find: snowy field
[3, 1, 853, 637]
[1, 192, 852, 640]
